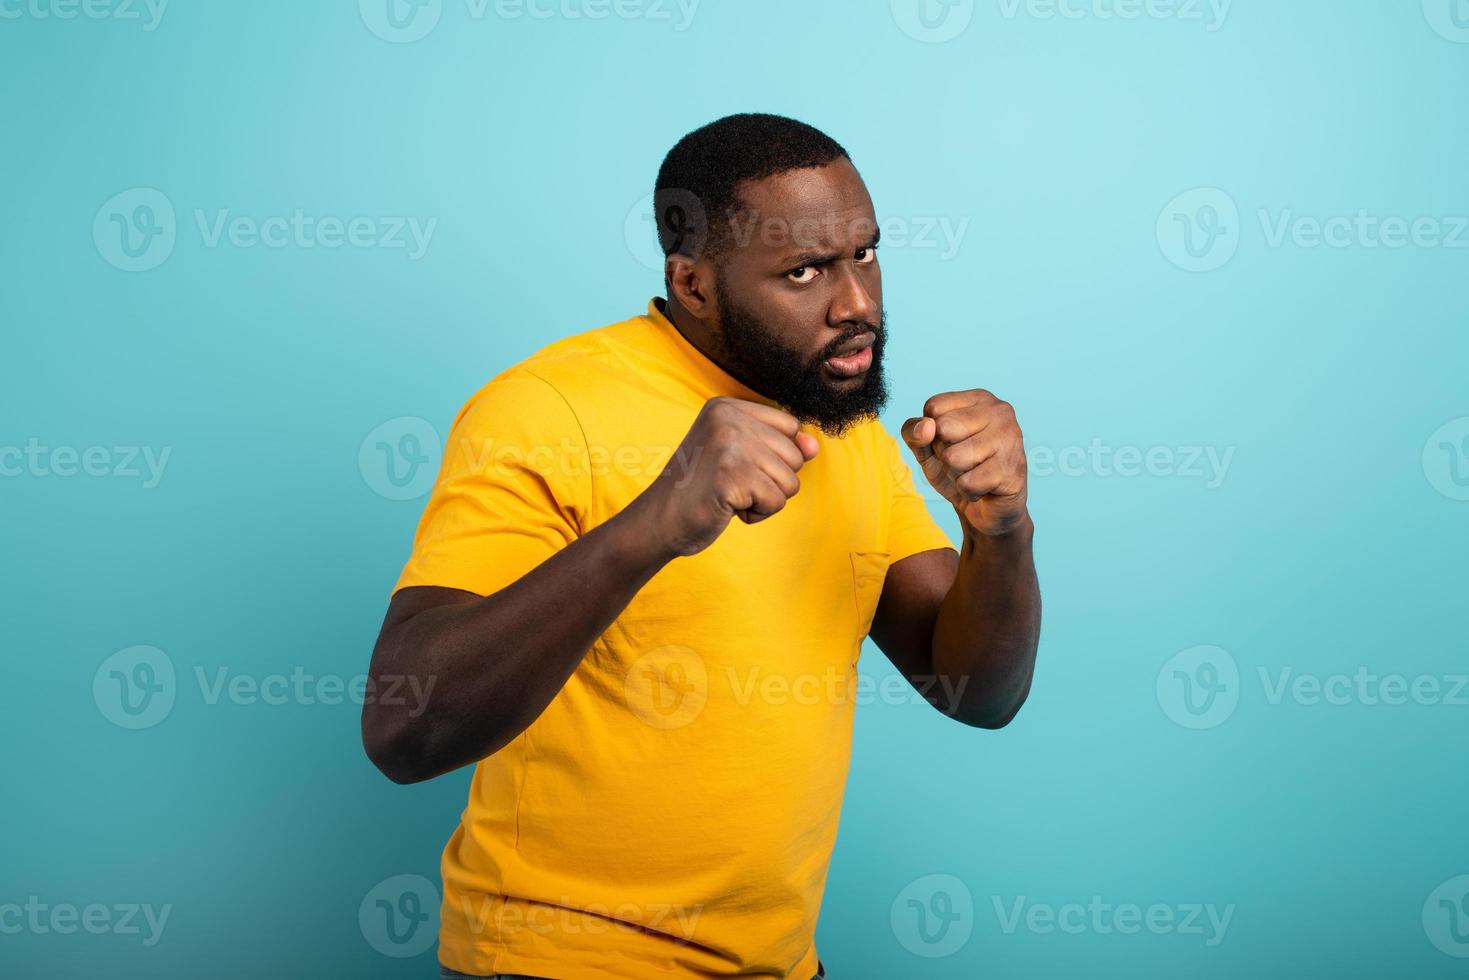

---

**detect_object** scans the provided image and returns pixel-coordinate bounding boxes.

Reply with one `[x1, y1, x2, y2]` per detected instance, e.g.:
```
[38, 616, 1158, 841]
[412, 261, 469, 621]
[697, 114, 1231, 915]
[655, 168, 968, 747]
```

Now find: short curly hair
[653, 113, 850, 264]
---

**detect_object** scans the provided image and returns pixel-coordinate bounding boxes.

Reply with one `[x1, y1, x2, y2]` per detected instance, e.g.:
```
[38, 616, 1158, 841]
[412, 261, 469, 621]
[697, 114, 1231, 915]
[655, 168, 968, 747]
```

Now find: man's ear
[666, 255, 718, 320]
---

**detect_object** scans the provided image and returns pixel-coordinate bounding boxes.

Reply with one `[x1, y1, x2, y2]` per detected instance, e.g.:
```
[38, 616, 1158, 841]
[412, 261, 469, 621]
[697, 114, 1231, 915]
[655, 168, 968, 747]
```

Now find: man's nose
[827, 267, 878, 327]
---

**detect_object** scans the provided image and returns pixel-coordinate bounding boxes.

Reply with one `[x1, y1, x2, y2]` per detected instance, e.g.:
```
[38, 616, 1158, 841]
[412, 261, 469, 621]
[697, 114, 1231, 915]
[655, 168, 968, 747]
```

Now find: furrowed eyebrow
[779, 236, 882, 271]
[782, 248, 842, 269]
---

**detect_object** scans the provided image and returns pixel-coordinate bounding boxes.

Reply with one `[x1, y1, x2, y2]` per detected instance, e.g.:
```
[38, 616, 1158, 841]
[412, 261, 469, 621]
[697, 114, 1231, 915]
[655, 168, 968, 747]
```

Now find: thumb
[794, 428, 821, 461]
[901, 416, 937, 464]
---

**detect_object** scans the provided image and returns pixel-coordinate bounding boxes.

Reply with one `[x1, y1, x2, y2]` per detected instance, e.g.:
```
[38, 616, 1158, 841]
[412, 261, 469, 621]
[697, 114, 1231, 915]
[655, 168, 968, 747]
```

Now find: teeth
[829, 333, 873, 359]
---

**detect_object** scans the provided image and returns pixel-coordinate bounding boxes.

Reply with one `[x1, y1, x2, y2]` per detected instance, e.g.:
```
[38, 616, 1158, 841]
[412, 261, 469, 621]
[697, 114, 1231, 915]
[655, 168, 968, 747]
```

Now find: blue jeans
[439, 959, 827, 978]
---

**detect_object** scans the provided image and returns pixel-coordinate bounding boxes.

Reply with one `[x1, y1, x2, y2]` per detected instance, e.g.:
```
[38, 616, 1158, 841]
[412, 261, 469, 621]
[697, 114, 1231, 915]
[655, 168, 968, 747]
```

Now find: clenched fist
[636, 397, 820, 558]
[902, 389, 1029, 537]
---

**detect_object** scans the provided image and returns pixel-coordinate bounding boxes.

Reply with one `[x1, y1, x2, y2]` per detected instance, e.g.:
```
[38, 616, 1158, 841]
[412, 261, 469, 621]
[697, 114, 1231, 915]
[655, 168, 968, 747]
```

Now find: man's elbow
[946, 685, 1031, 730]
[361, 709, 435, 785]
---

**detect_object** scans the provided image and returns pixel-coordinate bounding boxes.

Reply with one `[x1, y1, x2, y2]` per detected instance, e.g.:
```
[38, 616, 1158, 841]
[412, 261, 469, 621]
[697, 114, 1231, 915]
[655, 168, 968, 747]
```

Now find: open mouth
[823, 332, 875, 379]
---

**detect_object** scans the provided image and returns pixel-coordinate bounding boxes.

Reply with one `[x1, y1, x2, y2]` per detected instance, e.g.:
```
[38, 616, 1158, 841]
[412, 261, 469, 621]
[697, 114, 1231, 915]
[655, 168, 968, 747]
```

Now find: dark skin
[666, 159, 1040, 726]
[362, 159, 1039, 784]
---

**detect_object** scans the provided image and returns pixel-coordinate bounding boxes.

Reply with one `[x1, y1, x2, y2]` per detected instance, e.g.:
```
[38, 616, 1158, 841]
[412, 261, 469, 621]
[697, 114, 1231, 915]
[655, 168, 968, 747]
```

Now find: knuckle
[714, 442, 744, 471]
[709, 425, 742, 451]
[706, 399, 742, 425]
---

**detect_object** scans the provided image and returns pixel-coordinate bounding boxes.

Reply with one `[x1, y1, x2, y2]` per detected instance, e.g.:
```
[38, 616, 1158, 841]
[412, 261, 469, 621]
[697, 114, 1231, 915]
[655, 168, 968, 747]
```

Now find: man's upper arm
[392, 369, 592, 600]
[869, 423, 959, 679]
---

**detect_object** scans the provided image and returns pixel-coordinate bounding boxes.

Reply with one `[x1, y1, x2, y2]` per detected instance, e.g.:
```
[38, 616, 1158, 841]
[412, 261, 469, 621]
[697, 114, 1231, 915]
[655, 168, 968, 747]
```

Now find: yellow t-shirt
[394, 298, 956, 980]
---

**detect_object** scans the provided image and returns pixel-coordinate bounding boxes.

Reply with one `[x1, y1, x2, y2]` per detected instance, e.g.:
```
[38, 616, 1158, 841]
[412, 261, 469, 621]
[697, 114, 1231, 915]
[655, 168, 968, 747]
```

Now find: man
[362, 112, 1041, 980]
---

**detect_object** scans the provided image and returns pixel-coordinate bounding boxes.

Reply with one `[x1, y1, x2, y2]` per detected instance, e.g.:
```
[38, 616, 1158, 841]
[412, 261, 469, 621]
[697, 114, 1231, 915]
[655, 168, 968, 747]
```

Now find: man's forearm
[930, 512, 1041, 728]
[364, 495, 674, 783]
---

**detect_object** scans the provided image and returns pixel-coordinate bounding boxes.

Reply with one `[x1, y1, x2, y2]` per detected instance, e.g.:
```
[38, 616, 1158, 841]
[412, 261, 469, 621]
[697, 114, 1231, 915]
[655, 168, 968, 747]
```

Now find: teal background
[3, 1, 1467, 976]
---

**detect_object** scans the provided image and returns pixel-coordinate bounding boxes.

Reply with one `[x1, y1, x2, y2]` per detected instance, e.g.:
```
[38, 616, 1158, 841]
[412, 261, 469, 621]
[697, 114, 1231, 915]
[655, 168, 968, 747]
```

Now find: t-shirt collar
[644, 297, 782, 408]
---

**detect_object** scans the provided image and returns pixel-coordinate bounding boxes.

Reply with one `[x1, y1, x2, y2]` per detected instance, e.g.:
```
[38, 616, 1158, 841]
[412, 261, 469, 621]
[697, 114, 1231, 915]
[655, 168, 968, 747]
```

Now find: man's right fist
[634, 397, 820, 559]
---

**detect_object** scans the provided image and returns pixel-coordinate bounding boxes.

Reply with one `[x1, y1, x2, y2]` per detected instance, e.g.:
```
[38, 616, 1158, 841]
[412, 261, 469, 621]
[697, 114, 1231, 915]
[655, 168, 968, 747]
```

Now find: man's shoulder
[490, 313, 649, 393]
[451, 312, 650, 429]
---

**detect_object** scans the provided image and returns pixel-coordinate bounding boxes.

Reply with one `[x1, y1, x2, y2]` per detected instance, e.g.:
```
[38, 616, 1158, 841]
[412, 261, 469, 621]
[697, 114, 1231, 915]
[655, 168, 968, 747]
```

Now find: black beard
[712, 275, 889, 438]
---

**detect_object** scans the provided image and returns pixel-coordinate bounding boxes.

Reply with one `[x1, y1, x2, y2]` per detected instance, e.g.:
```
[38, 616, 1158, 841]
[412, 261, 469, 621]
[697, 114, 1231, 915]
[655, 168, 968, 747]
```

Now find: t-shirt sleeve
[878, 421, 958, 562]
[392, 369, 591, 598]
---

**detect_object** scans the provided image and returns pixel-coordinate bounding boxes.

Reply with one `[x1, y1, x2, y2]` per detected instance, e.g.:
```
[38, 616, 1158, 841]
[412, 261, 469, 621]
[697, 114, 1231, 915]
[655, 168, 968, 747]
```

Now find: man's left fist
[901, 389, 1029, 537]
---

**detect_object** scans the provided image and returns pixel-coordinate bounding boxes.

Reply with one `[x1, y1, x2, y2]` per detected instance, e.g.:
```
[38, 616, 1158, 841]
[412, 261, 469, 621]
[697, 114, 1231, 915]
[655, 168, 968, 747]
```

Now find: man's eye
[787, 266, 820, 284]
[854, 246, 878, 264]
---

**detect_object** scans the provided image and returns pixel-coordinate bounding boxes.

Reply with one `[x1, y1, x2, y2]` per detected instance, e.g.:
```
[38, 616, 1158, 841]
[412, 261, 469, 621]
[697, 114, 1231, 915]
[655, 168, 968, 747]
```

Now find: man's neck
[657, 295, 775, 401]
[660, 296, 729, 375]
